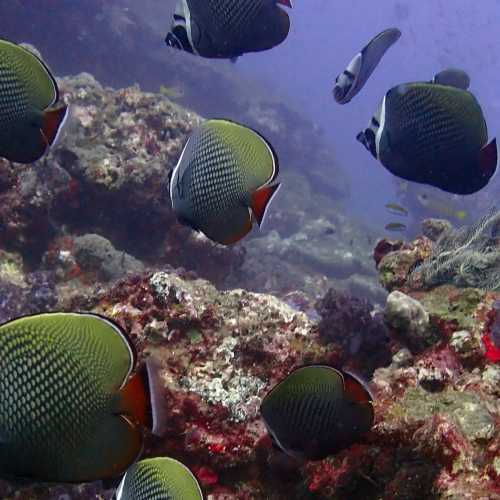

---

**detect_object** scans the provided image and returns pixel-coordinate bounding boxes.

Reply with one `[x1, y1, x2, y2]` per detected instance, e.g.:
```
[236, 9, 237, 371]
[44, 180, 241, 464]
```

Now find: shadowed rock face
[1, 262, 499, 499]
[3, 1, 349, 199]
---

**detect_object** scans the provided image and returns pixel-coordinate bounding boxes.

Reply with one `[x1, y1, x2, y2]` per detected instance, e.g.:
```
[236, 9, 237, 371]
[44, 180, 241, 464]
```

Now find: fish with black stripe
[333, 28, 401, 104]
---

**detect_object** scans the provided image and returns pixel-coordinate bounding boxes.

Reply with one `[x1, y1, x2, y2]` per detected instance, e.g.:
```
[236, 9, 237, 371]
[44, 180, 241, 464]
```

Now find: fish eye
[364, 129, 377, 158]
[177, 215, 198, 231]
[165, 33, 183, 50]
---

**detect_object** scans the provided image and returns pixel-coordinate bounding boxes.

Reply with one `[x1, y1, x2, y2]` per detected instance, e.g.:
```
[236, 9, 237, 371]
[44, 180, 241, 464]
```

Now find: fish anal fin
[251, 183, 281, 227]
[220, 214, 253, 245]
[479, 138, 497, 177]
[119, 366, 150, 430]
[342, 371, 373, 404]
[41, 105, 68, 147]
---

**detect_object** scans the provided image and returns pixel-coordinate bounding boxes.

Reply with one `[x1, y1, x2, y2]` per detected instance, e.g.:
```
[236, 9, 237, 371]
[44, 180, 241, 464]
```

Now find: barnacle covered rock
[384, 291, 436, 352]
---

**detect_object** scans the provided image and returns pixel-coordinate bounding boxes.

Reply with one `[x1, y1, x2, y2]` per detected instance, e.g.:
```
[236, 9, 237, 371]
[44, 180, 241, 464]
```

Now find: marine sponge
[410, 207, 500, 291]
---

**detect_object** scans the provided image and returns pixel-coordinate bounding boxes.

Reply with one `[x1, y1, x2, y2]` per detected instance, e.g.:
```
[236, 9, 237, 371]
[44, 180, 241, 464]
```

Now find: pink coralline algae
[483, 300, 500, 363]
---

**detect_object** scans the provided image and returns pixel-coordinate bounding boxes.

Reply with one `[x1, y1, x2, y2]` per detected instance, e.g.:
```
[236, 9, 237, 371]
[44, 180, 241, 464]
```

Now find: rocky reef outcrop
[1, 245, 498, 498]
[0, 38, 497, 499]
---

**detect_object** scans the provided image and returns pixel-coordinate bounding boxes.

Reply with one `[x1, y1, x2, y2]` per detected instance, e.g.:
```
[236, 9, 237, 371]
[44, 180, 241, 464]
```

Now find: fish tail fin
[119, 357, 166, 436]
[479, 138, 497, 178]
[144, 356, 167, 436]
[251, 183, 281, 228]
[41, 105, 69, 147]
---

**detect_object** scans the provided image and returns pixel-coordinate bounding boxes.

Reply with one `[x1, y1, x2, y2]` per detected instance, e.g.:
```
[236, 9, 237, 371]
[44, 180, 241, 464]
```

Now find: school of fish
[1, 2, 499, 498]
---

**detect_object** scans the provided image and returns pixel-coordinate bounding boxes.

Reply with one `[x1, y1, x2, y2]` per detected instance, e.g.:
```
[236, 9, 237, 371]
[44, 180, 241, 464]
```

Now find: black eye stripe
[173, 14, 185, 21]
[343, 70, 355, 78]
[371, 117, 380, 127]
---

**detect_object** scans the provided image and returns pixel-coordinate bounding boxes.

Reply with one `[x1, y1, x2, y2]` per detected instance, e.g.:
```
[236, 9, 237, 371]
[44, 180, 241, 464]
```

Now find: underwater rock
[316, 288, 391, 376]
[421, 217, 453, 242]
[384, 291, 437, 352]
[0, 270, 58, 325]
[74, 233, 144, 282]
[0, 249, 25, 287]
[24, 271, 58, 314]
[280, 217, 373, 280]
[53, 75, 200, 255]
[0, 162, 59, 263]
[377, 237, 433, 292]
[240, 214, 384, 304]
[373, 238, 404, 267]
[0, 279, 26, 325]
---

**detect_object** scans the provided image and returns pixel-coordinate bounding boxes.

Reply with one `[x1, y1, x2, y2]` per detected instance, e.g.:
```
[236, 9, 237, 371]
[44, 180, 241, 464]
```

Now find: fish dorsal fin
[73, 312, 136, 390]
[0, 38, 59, 110]
[0, 313, 136, 391]
[432, 68, 470, 90]
[117, 458, 203, 500]
[265, 365, 345, 404]
[208, 118, 279, 186]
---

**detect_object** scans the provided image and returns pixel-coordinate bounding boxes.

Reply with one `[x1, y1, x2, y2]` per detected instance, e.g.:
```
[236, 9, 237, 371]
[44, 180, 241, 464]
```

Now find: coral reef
[0, 37, 496, 500]
[0, 66, 378, 294]
[315, 288, 391, 376]
[0, 250, 498, 499]
[410, 207, 500, 291]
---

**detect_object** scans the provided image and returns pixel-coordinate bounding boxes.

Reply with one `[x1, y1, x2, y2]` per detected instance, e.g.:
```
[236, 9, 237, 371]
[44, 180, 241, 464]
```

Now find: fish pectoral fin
[251, 183, 281, 227]
[478, 138, 497, 177]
